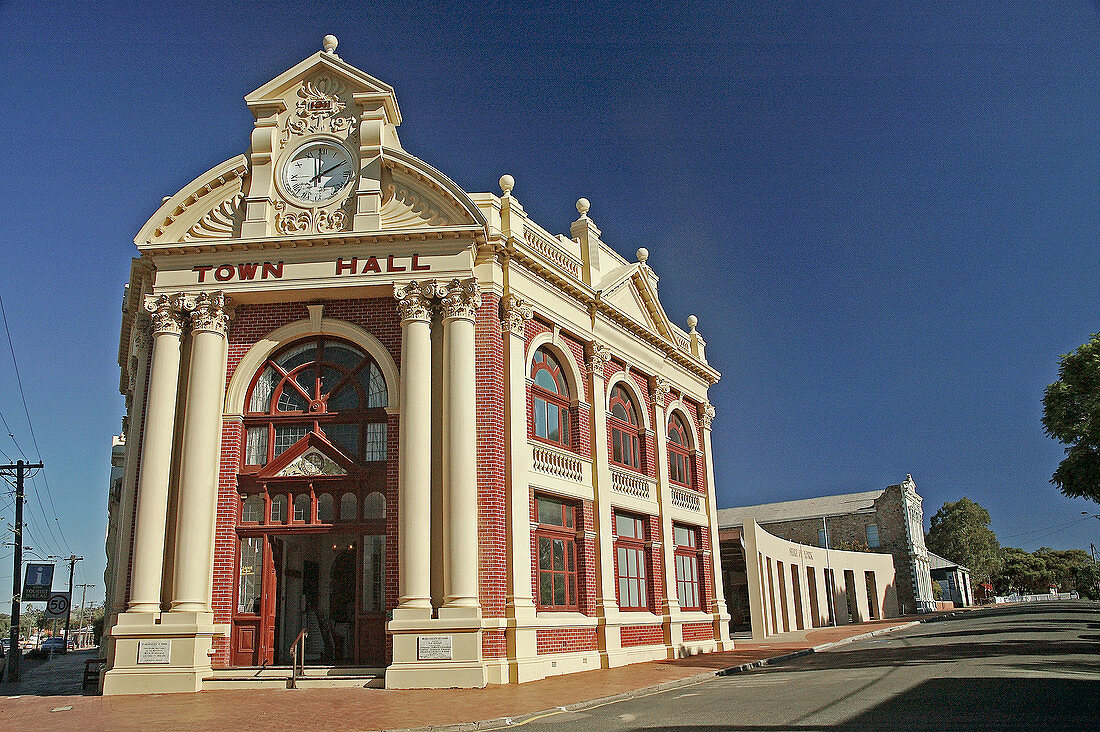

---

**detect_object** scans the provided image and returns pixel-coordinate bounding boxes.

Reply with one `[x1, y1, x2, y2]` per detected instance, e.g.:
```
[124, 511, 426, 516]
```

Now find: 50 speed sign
[44, 591, 71, 619]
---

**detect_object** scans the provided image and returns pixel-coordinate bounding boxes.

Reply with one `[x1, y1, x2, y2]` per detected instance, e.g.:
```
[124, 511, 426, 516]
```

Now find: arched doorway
[229, 336, 389, 668]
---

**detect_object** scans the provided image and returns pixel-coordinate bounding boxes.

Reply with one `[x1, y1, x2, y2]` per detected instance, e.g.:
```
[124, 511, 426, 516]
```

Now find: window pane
[363, 492, 385, 519]
[612, 430, 623, 463]
[540, 572, 553, 605]
[294, 494, 310, 522]
[270, 494, 286, 523]
[553, 574, 566, 605]
[245, 427, 268, 466]
[866, 524, 880, 548]
[615, 514, 638, 539]
[323, 423, 359, 459]
[364, 422, 387, 461]
[273, 425, 308, 457]
[553, 538, 564, 571]
[674, 526, 692, 548]
[560, 407, 570, 446]
[567, 542, 575, 572]
[568, 575, 576, 606]
[242, 495, 262, 523]
[323, 342, 364, 371]
[328, 381, 361, 410]
[362, 362, 388, 408]
[534, 369, 558, 393]
[612, 403, 629, 422]
[249, 368, 277, 413]
[617, 546, 627, 572]
[340, 493, 356, 520]
[320, 367, 344, 397]
[362, 535, 384, 612]
[539, 537, 552, 570]
[619, 578, 629, 605]
[276, 342, 316, 372]
[276, 384, 307, 412]
[538, 498, 564, 526]
[317, 494, 333, 522]
[547, 403, 559, 442]
[534, 398, 548, 438]
[237, 537, 262, 614]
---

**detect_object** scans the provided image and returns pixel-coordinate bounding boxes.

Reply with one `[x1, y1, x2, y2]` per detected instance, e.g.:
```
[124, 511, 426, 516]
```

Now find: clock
[280, 140, 355, 205]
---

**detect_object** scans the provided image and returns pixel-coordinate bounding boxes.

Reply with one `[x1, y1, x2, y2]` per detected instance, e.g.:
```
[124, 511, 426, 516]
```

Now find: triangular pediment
[254, 431, 357, 480]
[599, 266, 679, 344]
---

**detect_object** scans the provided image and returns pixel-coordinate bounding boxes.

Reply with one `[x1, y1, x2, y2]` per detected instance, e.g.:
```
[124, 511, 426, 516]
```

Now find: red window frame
[613, 511, 650, 612]
[673, 524, 704, 611]
[609, 385, 642, 471]
[667, 415, 692, 488]
[534, 495, 580, 611]
[530, 348, 571, 449]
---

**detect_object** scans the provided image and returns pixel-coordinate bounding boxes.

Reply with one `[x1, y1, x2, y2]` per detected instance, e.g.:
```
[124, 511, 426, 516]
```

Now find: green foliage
[925, 498, 1002, 583]
[931, 579, 943, 600]
[833, 539, 871, 553]
[1042, 333, 1100, 503]
[993, 545, 1097, 596]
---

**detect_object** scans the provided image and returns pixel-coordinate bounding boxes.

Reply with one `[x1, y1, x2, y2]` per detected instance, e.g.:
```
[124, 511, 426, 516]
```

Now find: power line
[1001, 516, 1092, 541]
[0, 294, 72, 555]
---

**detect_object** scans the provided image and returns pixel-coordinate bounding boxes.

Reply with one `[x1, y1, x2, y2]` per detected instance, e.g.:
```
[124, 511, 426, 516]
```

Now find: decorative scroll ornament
[393, 279, 443, 323]
[273, 201, 350, 235]
[501, 294, 533, 336]
[586, 343, 612, 376]
[281, 77, 357, 145]
[144, 294, 190, 335]
[184, 193, 242, 241]
[699, 401, 716, 429]
[440, 278, 482, 321]
[653, 376, 672, 403]
[189, 291, 233, 335]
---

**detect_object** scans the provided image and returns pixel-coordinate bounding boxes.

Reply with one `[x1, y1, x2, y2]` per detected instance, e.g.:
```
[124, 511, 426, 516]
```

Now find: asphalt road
[512, 601, 1099, 731]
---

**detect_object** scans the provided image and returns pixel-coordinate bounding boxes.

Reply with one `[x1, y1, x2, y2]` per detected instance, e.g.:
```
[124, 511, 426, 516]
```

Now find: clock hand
[310, 161, 348, 183]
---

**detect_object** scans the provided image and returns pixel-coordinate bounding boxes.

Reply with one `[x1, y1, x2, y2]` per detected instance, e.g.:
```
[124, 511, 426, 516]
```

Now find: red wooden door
[259, 536, 280, 666]
[356, 534, 387, 666]
[230, 535, 264, 666]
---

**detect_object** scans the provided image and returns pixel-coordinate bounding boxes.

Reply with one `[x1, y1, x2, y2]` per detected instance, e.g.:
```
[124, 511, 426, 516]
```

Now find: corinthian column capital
[440, 278, 482, 321]
[653, 376, 672, 403]
[586, 342, 611, 377]
[394, 280, 441, 323]
[500, 294, 533, 336]
[188, 291, 233, 335]
[700, 400, 716, 429]
[143, 294, 190, 335]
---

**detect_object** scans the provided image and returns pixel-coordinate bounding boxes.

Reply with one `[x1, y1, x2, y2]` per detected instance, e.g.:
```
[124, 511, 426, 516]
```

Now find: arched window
[340, 493, 357, 521]
[531, 348, 571, 448]
[363, 492, 386, 520]
[317, 493, 334, 523]
[609, 384, 641, 470]
[242, 337, 389, 467]
[270, 494, 287, 523]
[293, 494, 311, 523]
[667, 414, 692, 488]
[241, 494, 263, 523]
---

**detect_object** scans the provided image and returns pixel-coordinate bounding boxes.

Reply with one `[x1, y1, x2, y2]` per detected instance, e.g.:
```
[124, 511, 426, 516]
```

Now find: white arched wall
[604, 371, 653, 432]
[224, 316, 401, 417]
[525, 332, 585, 405]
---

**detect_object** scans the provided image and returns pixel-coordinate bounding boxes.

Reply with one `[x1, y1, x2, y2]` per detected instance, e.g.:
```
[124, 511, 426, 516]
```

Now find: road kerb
[388, 620, 926, 732]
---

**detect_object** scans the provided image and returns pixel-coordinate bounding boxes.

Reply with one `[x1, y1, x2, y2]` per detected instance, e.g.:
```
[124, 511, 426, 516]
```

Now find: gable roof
[928, 551, 970, 572]
[717, 489, 884, 528]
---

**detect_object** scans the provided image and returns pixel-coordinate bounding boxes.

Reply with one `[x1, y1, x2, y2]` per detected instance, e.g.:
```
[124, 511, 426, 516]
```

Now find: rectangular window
[273, 425, 308, 458]
[237, 537, 263, 614]
[245, 427, 268, 466]
[818, 527, 827, 549]
[364, 422, 387, 461]
[535, 496, 579, 611]
[865, 524, 880, 548]
[673, 524, 702, 611]
[614, 511, 649, 612]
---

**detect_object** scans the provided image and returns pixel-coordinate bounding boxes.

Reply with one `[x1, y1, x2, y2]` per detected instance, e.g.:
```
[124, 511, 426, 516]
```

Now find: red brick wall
[482, 629, 506, 659]
[620, 624, 663, 647]
[536, 627, 597, 654]
[647, 514, 665, 609]
[476, 293, 507, 624]
[700, 526, 716, 612]
[681, 621, 715, 643]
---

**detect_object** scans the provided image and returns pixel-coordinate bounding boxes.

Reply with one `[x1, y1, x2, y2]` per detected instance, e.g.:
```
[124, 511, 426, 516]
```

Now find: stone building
[717, 476, 935, 616]
[102, 36, 730, 695]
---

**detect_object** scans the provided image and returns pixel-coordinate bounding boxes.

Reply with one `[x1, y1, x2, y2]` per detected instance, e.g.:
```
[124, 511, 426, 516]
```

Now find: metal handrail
[289, 629, 307, 688]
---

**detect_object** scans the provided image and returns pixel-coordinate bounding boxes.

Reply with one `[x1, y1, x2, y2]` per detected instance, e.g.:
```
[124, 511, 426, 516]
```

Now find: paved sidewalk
[0, 615, 944, 732]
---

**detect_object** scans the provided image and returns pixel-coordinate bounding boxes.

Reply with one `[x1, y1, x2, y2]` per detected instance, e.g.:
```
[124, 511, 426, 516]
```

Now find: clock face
[281, 141, 355, 204]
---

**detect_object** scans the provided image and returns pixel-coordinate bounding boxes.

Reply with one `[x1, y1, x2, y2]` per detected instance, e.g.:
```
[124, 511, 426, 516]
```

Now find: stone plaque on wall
[136, 639, 171, 664]
[417, 635, 453, 660]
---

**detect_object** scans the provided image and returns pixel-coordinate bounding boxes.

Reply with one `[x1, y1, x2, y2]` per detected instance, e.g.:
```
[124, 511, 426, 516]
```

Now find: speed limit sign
[44, 591, 70, 619]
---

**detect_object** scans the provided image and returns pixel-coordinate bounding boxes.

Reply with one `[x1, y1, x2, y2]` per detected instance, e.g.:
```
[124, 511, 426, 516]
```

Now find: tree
[995, 547, 1049, 595]
[925, 498, 1002, 583]
[1042, 332, 1100, 503]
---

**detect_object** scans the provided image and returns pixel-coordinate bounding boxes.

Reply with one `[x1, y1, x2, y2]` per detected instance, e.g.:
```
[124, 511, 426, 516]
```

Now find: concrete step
[203, 676, 292, 690]
[291, 675, 385, 689]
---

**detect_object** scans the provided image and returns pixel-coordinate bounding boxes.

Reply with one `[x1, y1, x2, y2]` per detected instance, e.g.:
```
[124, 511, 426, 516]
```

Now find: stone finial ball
[576, 197, 590, 215]
[636, 247, 649, 263]
[323, 35, 339, 53]
[687, 315, 698, 330]
[499, 174, 515, 194]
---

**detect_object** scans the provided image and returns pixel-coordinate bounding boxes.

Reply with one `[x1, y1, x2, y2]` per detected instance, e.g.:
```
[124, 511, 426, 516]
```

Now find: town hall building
[101, 36, 731, 694]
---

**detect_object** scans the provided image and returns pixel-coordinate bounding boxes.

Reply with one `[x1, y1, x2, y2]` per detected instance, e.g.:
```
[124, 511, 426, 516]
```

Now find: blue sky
[1, 2, 1099, 604]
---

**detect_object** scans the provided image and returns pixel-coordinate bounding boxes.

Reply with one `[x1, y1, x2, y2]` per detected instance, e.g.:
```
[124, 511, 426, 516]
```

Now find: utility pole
[2, 459, 43, 682]
[75, 583, 94, 649]
[49, 554, 83, 653]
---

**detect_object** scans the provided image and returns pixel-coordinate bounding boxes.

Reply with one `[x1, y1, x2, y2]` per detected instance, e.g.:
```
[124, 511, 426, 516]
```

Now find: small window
[340, 493, 357, 521]
[614, 511, 649, 612]
[537, 496, 574, 528]
[865, 524, 880, 548]
[245, 427, 268, 466]
[274, 425, 308, 458]
[673, 525, 697, 548]
[294, 494, 311, 523]
[673, 524, 703, 611]
[270, 494, 287, 523]
[364, 422, 387, 461]
[818, 528, 828, 549]
[609, 384, 642, 471]
[534, 495, 580, 611]
[237, 537, 263, 614]
[317, 493, 334, 522]
[667, 415, 692, 488]
[531, 348, 571, 448]
[241, 494, 263, 523]
[363, 492, 386, 520]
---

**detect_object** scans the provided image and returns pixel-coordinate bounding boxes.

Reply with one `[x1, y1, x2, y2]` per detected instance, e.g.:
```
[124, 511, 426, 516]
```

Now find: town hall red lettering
[193, 262, 284, 282]
[334, 254, 431, 276]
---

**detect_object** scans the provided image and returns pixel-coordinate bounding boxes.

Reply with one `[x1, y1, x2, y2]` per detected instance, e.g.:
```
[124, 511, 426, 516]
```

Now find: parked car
[40, 637, 66, 653]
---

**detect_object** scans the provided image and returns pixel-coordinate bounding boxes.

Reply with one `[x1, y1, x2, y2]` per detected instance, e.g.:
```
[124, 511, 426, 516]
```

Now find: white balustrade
[531, 443, 584, 482]
[611, 467, 653, 500]
[671, 486, 702, 511]
[524, 229, 581, 277]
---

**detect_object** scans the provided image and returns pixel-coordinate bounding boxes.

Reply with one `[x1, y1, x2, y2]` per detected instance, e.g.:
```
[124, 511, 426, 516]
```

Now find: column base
[386, 614, 486, 689]
[102, 610, 226, 696]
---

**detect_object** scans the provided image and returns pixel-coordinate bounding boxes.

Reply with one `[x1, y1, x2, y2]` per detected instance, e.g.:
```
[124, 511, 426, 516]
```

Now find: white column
[502, 295, 535, 617]
[440, 278, 482, 615]
[587, 344, 620, 619]
[700, 401, 733, 647]
[127, 295, 189, 613]
[393, 281, 436, 617]
[170, 292, 232, 613]
[652, 378, 681, 618]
